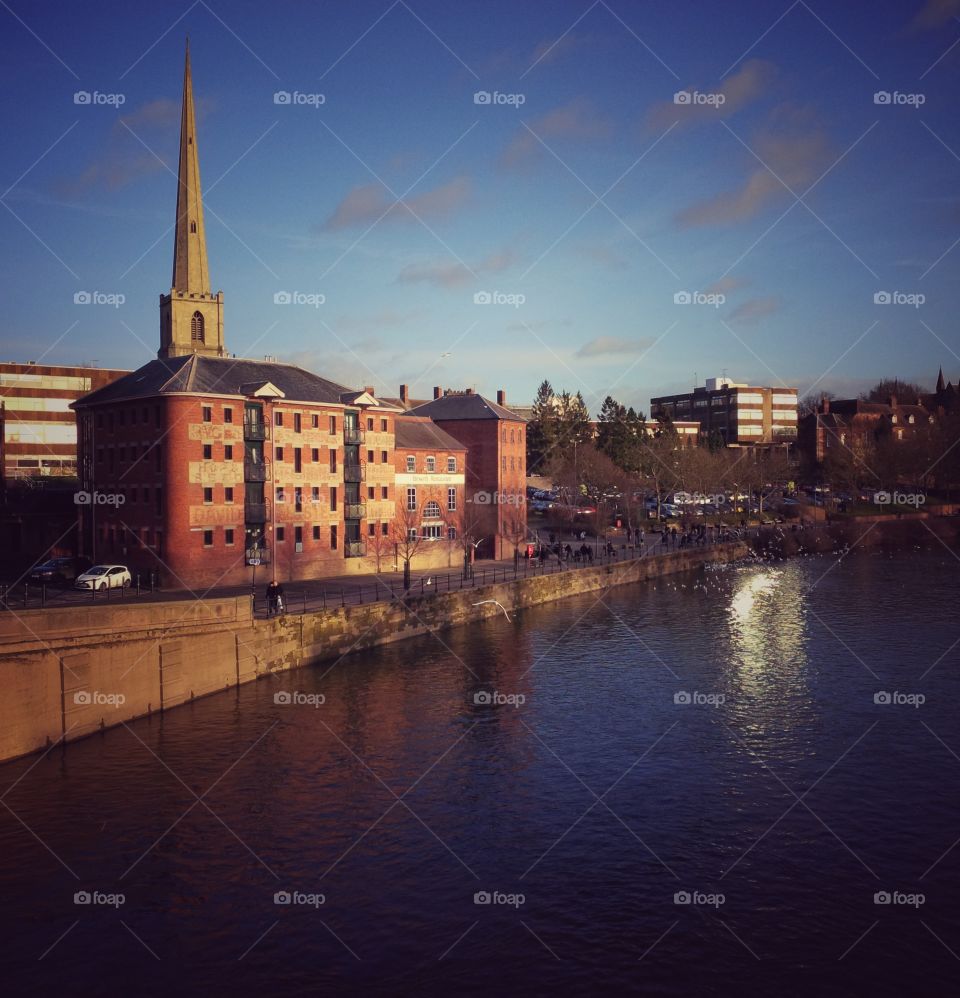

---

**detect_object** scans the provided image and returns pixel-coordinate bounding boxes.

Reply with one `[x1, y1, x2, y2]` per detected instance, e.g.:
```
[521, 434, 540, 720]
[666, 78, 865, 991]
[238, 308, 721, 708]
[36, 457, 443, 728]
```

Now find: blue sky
[1, 0, 959, 415]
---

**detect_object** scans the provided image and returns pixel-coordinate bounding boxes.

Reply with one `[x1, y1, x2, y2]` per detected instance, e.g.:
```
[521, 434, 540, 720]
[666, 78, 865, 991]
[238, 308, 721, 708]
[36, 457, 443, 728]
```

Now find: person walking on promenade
[638, 527, 645, 552]
[266, 579, 284, 616]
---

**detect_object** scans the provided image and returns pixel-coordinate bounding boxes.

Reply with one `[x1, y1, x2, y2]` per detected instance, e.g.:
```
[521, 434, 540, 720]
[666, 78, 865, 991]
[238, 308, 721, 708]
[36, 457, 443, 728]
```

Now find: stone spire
[159, 40, 225, 359]
[937, 366, 946, 393]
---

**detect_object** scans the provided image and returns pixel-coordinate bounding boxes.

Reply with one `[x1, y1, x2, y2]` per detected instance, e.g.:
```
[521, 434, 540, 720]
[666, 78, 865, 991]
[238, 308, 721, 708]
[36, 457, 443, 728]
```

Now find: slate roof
[394, 415, 466, 452]
[72, 354, 354, 408]
[408, 391, 525, 422]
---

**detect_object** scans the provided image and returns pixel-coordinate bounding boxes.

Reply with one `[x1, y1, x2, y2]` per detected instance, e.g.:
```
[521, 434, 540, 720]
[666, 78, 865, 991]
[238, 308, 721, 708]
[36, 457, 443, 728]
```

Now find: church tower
[159, 41, 225, 359]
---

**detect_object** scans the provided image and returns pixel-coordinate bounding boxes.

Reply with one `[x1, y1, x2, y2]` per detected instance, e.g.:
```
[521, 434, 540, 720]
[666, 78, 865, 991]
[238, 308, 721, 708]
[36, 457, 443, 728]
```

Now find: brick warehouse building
[407, 388, 527, 560]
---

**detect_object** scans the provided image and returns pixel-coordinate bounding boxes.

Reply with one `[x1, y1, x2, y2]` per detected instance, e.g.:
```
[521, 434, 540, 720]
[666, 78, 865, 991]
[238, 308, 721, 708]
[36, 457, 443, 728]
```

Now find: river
[1, 548, 958, 996]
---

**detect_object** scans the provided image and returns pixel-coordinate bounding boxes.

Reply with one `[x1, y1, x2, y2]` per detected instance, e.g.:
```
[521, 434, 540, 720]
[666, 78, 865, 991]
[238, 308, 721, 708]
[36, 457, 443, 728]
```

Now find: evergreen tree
[527, 379, 556, 474]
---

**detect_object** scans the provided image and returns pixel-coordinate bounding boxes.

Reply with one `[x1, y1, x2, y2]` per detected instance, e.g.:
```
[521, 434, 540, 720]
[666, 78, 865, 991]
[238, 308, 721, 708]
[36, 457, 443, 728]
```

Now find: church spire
[159, 40, 224, 360]
[172, 38, 209, 293]
[937, 366, 946, 393]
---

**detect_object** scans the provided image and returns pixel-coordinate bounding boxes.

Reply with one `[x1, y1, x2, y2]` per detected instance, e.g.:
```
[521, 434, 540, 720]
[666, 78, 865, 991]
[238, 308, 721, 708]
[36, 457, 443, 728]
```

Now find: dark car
[29, 556, 89, 586]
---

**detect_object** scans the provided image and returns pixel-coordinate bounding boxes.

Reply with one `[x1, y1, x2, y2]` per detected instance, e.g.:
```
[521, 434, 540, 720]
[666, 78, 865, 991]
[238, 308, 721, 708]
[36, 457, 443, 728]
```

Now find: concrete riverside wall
[0, 544, 750, 764]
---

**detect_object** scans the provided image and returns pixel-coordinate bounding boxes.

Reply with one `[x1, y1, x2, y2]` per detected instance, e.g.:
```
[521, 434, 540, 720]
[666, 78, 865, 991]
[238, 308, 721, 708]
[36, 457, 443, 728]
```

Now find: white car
[75, 564, 132, 590]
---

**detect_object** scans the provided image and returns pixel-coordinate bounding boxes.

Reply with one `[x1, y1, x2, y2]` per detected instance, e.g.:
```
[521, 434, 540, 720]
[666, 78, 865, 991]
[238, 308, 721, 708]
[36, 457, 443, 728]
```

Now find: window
[294, 413, 302, 433]
[295, 525, 303, 547]
[897, 429, 904, 440]
[276, 447, 284, 461]
[447, 488, 457, 511]
[155, 488, 162, 515]
[367, 417, 373, 430]
[225, 529, 234, 545]
[131, 409, 137, 425]
[275, 411, 283, 426]
[407, 487, 417, 511]
[380, 419, 387, 432]
[367, 449, 374, 463]
[447, 456, 456, 472]
[311, 448, 319, 462]
[406, 455, 415, 473]
[294, 448, 302, 473]
[277, 527, 285, 541]
[510, 457, 515, 471]
[502, 429, 506, 442]
[424, 500, 441, 519]
[408, 527, 418, 541]
[203, 487, 213, 504]
[225, 487, 234, 503]
[448, 526, 457, 541]
[191, 312, 205, 343]
[381, 486, 388, 499]
[501, 456, 506, 471]
[329, 451, 337, 473]
[510, 429, 515, 443]
[381, 450, 388, 463]
[368, 486, 375, 499]
[330, 487, 337, 512]
[426, 456, 435, 473]
[908, 415, 915, 424]
[368, 522, 376, 536]
[203, 529, 213, 547]
[202, 406, 212, 423]
[330, 525, 338, 549]
[203, 444, 212, 460]
[329, 416, 337, 435]
[311, 414, 319, 429]
[277, 487, 286, 503]
[891, 414, 898, 424]
[155, 444, 162, 471]
[311, 486, 320, 503]
[313, 525, 320, 540]
[381, 522, 389, 536]
[295, 489, 303, 513]
[224, 444, 233, 460]
[224, 407, 233, 423]
[423, 524, 442, 539]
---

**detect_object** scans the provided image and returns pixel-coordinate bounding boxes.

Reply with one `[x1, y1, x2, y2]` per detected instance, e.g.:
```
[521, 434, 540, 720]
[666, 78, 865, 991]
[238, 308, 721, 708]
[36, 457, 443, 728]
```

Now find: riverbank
[0, 541, 750, 764]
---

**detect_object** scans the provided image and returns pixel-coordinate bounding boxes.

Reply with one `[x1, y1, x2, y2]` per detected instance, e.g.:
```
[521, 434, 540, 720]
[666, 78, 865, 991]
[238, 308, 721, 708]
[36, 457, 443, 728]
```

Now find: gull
[472, 600, 512, 622]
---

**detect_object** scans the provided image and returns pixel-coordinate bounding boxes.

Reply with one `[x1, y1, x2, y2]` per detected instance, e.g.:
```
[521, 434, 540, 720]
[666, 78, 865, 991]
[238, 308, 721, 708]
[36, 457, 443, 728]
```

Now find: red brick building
[407, 388, 527, 559]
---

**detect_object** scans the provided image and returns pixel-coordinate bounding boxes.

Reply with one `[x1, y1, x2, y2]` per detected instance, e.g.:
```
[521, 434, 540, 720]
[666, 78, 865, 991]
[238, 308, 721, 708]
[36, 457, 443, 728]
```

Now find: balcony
[343, 426, 365, 445]
[344, 541, 366, 558]
[245, 502, 268, 524]
[344, 502, 366, 519]
[243, 459, 267, 481]
[245, 547, 270, 565]
[243, 419, 266, 441]
[343, 462, 365, 483]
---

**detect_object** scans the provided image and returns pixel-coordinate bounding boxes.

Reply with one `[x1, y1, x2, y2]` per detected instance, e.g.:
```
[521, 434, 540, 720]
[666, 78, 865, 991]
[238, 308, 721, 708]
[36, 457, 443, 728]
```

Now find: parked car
[28, 556, 90, 586]
[75, 565, 132, 591]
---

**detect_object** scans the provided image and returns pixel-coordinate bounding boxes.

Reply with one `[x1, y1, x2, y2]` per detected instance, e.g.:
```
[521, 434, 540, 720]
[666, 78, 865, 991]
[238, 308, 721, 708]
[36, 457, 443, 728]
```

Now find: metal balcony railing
[245, 502, 268, 523]
[343, 462, 365, 482]
[344, 502, 366, 519]
[243, 418, 266, 441]
[245, 547, 270, 565]
[343, 426, 365, 445]
[344, 541, 366, 558]
[243, 459, 267, 481]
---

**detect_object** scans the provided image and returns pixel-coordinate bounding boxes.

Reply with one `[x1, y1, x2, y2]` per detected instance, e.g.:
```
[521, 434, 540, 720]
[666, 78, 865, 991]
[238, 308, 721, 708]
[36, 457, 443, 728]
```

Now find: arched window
[191, 311, 205, 343]
[423, 500, 441, 519]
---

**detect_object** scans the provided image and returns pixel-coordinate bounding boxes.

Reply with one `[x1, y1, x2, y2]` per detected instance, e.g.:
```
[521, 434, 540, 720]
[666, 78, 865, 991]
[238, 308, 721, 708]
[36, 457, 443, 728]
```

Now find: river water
[1, 548, 958, 996]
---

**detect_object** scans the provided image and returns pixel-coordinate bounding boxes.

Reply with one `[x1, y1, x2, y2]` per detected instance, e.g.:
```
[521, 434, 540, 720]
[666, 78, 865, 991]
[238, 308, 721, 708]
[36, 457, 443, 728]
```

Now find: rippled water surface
[2, 549, 959, 996]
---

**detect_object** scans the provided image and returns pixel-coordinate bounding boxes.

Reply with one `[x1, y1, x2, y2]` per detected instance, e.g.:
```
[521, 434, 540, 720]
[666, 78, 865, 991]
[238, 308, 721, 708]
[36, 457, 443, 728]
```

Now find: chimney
[364, 385, 375, 396]
[496, 389, 506, 406]
[433, 386, 442, 399]
[465, 388, 474, 395]
[822, 397, 829, 414]
[400, 384, 408, 404]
